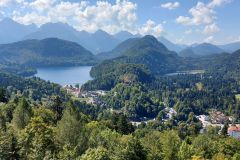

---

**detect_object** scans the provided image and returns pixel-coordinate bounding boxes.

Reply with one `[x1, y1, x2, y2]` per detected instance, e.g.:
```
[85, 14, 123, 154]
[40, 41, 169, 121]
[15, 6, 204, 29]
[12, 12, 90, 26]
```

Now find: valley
[0, 15, 240, 160]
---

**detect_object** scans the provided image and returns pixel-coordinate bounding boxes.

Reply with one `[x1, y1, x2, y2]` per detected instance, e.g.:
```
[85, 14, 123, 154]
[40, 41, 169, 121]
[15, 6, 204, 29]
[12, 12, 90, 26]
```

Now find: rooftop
[228, 125, 240, 132]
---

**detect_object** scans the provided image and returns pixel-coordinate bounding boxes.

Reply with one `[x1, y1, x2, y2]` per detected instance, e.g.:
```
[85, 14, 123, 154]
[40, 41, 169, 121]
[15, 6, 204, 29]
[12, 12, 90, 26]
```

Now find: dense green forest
[0, 50, 239, 159]
[83, 63, 240, 121]
[0, 87, 240, 159]
[0, 35, 240, 159]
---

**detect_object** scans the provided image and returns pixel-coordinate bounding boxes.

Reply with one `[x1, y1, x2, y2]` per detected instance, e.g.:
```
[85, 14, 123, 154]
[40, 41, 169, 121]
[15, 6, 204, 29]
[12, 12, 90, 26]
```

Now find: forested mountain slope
[0, 38, 96, 66]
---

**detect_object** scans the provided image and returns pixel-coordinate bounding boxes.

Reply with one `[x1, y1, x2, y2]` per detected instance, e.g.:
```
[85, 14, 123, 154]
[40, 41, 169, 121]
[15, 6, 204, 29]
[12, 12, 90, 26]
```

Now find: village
[63, 84, 108, 105]
[63, 84, 240, 140]
[197, 110, 240, 139]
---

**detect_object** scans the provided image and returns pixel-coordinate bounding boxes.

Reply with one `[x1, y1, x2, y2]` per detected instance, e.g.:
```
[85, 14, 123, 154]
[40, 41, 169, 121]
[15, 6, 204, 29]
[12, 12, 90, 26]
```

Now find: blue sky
[0, 0, 239, 44]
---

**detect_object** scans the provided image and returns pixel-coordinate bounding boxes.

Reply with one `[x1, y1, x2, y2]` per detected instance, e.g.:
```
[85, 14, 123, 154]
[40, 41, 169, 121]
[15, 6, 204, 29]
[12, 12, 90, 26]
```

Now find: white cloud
[176, 0, 231, 26]
[13, 12, 50, 25]
[7, 0, 162, 36]
[29, 0, 56, 12]
[161, 2, 180, 10]
[185, 29, 192, 34]
[48, 1, 83, 23]
[0, 11, 5, 19]
[139, 20, 163, 37]
[176, 2, 215, 26]
[0, 0, 12, 7]
[0, 0, 27, 7]
[203, 23, 220, 35]
[208, 0, 231, 8]
[176, 0, 231, 38]
[73, 0, 138, 33]
[204, 36, 214, 43]
[175, 38, 184, 44]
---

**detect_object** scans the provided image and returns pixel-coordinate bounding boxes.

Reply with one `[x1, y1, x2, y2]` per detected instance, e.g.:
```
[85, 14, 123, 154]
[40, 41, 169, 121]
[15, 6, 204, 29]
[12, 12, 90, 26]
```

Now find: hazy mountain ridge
[158, 37, 185, 53]
[1, 18, 240, 58]
[0, 18, 37, 44]
[114, 31, 140, 41]
[218, 41, 240, 53]
[179, 43, 226, 57]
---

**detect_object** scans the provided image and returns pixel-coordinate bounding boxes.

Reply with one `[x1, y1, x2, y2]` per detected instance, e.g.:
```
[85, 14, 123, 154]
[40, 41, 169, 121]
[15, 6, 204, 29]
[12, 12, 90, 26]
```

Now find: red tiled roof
[228, 125, 240, 132]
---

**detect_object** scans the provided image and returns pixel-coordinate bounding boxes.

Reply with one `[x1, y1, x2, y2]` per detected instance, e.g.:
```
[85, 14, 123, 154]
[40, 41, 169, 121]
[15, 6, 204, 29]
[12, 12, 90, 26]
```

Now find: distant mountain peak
[180, 42, 225, 57]
[115, 31, 133, 35]
[0, 18, 37, 44]
[199, 43, 215, 46]
[94, 29, 109, 35]
[0, 18, 22, 28]
[40, 22, 74, 30]
[114, 31, 139, 41]
[142, 35, 157, 39]
[139, 35, 162, 45]
[1, 17, 15, 23]
[0, 18, 37, 28]
[120, 35, 175, 57]
[141, 35, 167, 48]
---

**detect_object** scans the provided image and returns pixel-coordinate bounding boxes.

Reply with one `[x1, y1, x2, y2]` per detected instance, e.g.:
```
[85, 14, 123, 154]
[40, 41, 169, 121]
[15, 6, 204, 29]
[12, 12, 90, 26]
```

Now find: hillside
[114, 35, 193, 75]
[212, 49, 240, 79]
[96, 38, 140, 60]
[0, 38, 96, 66]
[179, 43, 226, 57]
[97, 36, 182, 59]
[93, 35, 195, 79]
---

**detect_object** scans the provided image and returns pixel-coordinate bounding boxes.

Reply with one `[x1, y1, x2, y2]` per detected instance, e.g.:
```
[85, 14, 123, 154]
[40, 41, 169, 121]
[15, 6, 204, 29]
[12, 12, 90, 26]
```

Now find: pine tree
[56, 101, 87, 158]
[178, 141, 194, 160]
[18, 117, 57, 160]
[0, 129, 19, 159]
[0, 87, 7, 102]
[12, 98, 33, 130]
[80, 147, 110, 160]
[0, 112, 6, 131]
[161, 131, 181, 160]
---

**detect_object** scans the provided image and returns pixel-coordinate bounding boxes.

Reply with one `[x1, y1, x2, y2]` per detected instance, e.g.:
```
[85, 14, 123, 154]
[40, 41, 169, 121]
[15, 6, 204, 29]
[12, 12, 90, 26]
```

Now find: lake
[35, 66, 92, 86]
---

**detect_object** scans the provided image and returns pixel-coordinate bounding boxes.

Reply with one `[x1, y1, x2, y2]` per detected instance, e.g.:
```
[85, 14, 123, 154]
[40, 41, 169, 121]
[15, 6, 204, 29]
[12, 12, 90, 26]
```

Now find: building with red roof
[228, 124, 240, 139]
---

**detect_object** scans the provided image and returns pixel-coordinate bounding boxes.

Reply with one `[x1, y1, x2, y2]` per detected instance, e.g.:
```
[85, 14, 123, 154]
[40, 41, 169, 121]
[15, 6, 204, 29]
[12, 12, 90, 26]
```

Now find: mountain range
[0, 18, 138, 54]
[1, 18, 240, 57]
